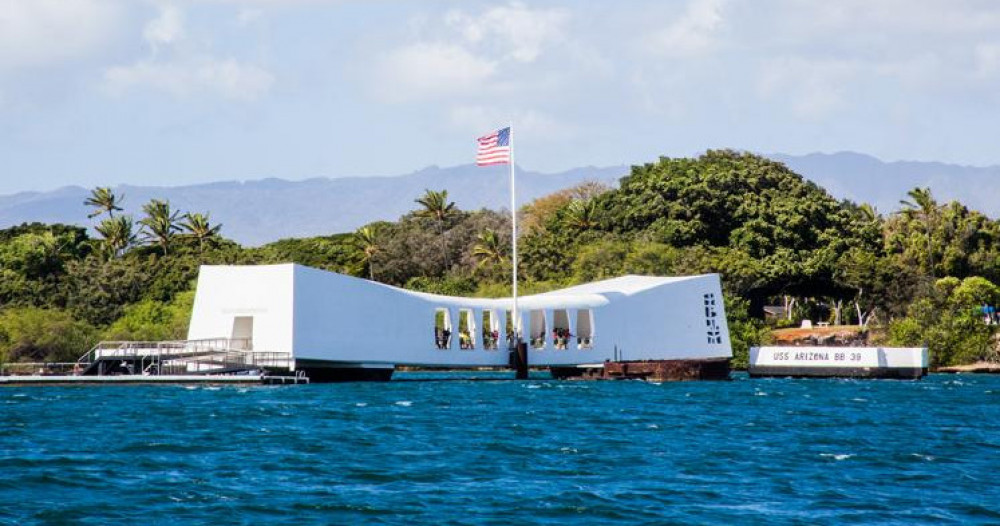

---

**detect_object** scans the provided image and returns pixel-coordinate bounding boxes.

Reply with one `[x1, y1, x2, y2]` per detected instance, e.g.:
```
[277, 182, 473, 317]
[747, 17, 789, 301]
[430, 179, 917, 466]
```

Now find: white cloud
[975, 43, 1000, 78]
[0, 0, 121, 70]
[449, 105, 575, 140]
[646, 0, 726, 58]
[625, 0, 1000, 124]
[445, 2, 569, 63]
[755, 55, 942, 120]
[105, 56, 274, 101]
[372, 43, 496, 103]
[103, 3, 274, 101]
[770, 0, 1000, 40]
[236, 8, 264, 26]
[143, 4, 184, 52]
[186, 0, 341, 4]
[757, 58, 856, 119]
[370, 2, 570, 102]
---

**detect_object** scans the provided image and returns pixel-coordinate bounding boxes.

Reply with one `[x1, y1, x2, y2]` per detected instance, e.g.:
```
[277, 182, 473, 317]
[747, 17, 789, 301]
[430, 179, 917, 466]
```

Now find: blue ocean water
[2, 373, 1000, 525]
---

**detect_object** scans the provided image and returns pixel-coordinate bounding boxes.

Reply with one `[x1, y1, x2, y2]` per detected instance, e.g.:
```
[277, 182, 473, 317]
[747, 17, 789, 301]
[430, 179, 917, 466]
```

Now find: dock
[937, 362, 1000, 374]
[0, 339, 309, 386]
[551, 358, 732, 381]
[748, 346, 929, 379]
[0, 374, 308, 386]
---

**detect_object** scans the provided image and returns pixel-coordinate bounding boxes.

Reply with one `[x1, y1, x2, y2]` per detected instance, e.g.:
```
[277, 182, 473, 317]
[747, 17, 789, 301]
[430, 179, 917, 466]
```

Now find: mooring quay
[0, 374, 308, 386]
[749, 346, 929, 379]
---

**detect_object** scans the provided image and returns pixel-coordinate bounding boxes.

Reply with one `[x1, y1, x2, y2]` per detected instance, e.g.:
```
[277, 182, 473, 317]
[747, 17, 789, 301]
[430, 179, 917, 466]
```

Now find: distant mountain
[769, 152, 1000, 218]
[0, 165, 627, 246]
[2, 153, 996, 246]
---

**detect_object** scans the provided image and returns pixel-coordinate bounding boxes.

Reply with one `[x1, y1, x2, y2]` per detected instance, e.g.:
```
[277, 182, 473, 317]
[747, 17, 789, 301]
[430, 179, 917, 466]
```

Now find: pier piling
[512, 342, 528, 380]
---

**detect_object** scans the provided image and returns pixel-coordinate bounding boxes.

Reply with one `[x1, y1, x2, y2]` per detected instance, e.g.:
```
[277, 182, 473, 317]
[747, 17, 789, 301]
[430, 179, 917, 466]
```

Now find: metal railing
[75, 339, 293, 377]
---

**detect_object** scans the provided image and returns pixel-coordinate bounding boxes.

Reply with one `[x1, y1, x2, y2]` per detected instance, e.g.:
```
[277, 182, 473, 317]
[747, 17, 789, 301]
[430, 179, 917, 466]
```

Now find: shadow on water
[389, 371, 549, 382]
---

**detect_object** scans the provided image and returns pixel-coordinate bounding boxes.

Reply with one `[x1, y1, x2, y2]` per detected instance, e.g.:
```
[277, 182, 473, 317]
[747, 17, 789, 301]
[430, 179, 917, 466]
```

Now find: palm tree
[354, 226, 381, 280]
[563, 199, 598, 230]
[900, 187, 938, 276]
[95, 215, 137, 258]
[415, 189, 457, 230]
[900, 187, 937, 217]
[472, 229, 506, 269]
[858, 203, 879, 222]
[84, 187, 123, 219]
[139, 199, 181, 256]
[180, 212, 222, 253]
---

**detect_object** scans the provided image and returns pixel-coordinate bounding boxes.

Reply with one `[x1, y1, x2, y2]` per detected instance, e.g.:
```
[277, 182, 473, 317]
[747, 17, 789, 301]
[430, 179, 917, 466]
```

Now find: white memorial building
[186, 264, 733, 381]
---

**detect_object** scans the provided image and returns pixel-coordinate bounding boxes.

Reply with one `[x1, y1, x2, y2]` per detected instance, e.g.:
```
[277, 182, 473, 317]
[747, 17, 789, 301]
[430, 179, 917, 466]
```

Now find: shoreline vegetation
[1, 150, 999, 371]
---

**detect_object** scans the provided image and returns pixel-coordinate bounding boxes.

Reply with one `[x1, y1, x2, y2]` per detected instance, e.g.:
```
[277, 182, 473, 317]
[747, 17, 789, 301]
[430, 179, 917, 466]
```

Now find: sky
[2, 0, 1000, 194]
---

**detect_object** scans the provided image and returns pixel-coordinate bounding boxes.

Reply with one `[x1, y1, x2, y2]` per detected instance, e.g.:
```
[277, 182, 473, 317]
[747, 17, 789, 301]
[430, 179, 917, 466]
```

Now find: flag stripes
[476, 127, 511, 166]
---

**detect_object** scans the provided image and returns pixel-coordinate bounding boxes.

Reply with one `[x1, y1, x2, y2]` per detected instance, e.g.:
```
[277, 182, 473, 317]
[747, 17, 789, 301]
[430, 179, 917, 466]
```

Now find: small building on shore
[186, 264, 733, 381]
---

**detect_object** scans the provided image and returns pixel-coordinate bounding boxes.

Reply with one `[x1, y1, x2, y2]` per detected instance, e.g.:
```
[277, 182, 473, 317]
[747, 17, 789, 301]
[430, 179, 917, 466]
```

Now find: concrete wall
[186, 265, 295, 355]
[188, 264, 732, 368]
[525, 274, 731, 366]
[291, 265, 511, 367]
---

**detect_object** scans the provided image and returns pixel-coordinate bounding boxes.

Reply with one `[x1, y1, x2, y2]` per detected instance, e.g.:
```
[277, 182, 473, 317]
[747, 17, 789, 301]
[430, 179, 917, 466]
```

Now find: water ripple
[1, 373, 999, 524]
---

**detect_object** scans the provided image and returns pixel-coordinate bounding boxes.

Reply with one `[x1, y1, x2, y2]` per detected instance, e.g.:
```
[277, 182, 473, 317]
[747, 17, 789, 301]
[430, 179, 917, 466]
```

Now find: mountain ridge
[0, 164, 628, 246]
[770, 151, 1000, 216]
[2, 152, 997, 246]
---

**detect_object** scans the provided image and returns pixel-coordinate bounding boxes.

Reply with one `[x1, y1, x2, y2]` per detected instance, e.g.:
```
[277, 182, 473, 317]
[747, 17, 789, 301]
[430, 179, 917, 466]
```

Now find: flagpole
[509, 122, 519, 342]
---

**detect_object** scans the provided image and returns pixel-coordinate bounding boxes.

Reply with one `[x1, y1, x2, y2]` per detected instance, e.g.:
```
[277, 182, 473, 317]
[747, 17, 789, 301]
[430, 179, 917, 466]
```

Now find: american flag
[476, 127, 511, 166]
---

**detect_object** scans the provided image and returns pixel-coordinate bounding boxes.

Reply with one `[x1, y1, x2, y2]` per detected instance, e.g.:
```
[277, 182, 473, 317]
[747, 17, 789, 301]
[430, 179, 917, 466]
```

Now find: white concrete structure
[749, 346, 929, 379]
[187, 264, 732, 378]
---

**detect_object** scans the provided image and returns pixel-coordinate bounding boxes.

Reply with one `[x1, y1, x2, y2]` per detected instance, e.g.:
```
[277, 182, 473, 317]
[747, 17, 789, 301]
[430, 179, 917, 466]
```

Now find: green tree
[63, 254, 152, 326]
[256, 233, 359, 274]
[571, 239, 629, 282]
[94, 215, 137, 259]
[889, 276, 999, 366]
[404, 276, 478, 296]
[623, 242, 679, 276]
[472, 229, 507, 269]
[139, 199, 181, 255]
[577, 150, 871, 314]
[563, 199, 598, 230]
[0, 231, 83, 307]
[899, 186, 939, 276]
[725, 295, 771, 369]
[83, 187, 124, 219]
[180, 212, 222, 253]
[354, 225, 381, 280]
[0, 307, 98, 362]
[103, 291, 194, 342]
[415, 189, 457, 230]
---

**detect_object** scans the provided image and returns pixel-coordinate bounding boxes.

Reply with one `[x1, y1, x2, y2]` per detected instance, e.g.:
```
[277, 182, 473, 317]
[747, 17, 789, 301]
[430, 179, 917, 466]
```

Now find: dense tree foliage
[103, 291, 194, 343]
[890, 277, 1000, 366]
[0, 307, 98, 363]
[2, 150, 1000, 367]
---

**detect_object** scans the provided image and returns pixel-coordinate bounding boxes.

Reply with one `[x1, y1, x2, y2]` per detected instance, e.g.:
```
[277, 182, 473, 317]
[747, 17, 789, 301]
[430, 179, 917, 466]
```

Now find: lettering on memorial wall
[770, 351, 864, 362]
[704, 293, 722, 344]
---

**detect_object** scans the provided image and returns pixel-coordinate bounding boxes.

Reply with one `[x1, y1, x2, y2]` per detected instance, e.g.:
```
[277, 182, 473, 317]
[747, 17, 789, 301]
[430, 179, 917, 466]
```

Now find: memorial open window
[576, 309, 594, 349]
[504, 309, 520, 349]
[552, 309, 570, 350]
[458, 308, 476, 350]
[482, 310, 500, 350]
[529, 310, 547, 350]
[435, 308, 453, 349]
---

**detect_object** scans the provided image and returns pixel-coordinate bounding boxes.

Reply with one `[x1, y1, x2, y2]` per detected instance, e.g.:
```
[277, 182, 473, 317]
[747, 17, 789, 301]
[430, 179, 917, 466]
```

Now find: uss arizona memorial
[60, 262, 927, 383]
[183, 264, 733, 381]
